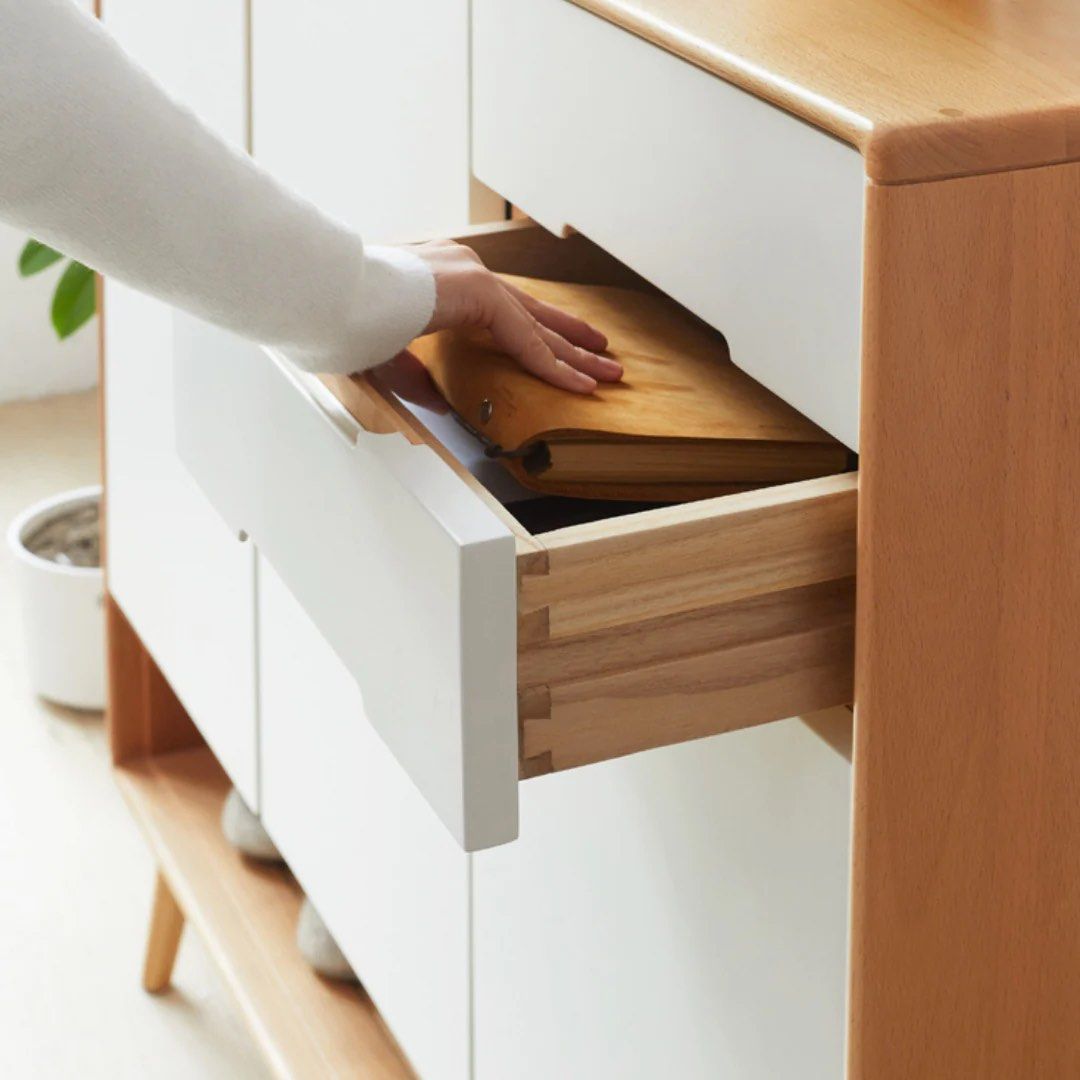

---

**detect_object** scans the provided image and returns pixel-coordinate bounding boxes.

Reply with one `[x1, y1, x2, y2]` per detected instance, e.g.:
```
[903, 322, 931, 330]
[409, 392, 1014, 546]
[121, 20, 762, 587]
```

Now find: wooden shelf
[115, 747, 415, 1080]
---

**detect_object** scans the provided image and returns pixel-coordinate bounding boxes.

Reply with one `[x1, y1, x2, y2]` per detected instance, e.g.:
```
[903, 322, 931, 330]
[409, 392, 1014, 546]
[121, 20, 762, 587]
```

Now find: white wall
[0, 0, 99, 405]
[0, 220, 98, 406]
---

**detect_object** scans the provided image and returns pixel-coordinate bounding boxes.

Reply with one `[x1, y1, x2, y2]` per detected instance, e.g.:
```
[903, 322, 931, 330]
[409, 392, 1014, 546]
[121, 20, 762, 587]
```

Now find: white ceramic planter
[7, 485, 105, 710]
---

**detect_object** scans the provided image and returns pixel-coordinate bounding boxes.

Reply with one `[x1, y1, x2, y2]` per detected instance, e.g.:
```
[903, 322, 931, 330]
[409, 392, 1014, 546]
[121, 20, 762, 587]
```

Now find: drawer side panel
[518, 475, 857, 775]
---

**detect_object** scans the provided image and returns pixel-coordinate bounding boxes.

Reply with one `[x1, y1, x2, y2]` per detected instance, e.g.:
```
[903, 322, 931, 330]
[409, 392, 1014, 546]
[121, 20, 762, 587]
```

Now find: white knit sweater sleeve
[0, 0, 436, 374]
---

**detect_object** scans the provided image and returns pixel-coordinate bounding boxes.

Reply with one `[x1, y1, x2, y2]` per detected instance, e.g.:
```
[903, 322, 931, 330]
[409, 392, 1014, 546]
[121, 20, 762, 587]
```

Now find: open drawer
[175, 221, 856, 851]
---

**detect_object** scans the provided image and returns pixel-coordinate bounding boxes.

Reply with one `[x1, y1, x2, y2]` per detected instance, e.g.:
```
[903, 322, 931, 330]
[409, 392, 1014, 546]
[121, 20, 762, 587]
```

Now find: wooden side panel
[106, 593, 200, 765]
[522, 473, 857, 639]
[801, 706, 854, 762]
[521, 622, 853, 774]
[851, 162, 1080, 1078]
[519, 474, 857, 776]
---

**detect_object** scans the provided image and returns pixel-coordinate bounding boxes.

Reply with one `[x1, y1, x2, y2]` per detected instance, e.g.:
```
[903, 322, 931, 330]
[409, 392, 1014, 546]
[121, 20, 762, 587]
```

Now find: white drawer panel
[251, 0, 501, 240]
[104, 0, 256, 804]
[257, 557, 471, 1080]
[173, 314, 518, 851]
[107, 287, 257, 804]
[473, 715, 852, 1079]
[472, 0, 865, 449]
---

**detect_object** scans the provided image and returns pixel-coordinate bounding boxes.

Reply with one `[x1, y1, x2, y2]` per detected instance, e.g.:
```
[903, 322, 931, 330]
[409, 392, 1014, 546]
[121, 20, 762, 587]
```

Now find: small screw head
[479, 399, 494, 424]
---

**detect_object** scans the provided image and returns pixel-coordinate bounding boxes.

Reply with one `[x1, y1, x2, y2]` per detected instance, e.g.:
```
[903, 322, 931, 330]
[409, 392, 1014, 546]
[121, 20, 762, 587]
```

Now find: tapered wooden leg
[143, 871, 185, 993]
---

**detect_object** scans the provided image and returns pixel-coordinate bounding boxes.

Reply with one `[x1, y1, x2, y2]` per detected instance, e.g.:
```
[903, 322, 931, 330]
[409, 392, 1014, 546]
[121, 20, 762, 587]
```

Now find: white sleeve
[0, 0, 436, 374]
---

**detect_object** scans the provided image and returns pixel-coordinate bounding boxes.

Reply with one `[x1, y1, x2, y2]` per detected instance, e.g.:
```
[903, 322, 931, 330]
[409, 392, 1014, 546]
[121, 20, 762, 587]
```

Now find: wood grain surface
[519, 474, 857, 775]
[522, 473, 858, 639]
[851, 159, 1080, 1077]
[415, 275, 846, 499]
[569, 0, 1080, 182]
[141, 872, 185, 993]
[520, 621, 854, 774]
[118, 748, 415, 1079]
[106, 594, 201, 765]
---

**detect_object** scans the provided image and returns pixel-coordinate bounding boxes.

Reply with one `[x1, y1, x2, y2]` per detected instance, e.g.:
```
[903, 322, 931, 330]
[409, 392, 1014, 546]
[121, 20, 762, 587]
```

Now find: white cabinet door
[251, 0, 501, 240]
[103, 0, 258, 804]
[472, 717, 852, 1080]
[173, 316, 517, 851]
[257, 556, 472, 1080]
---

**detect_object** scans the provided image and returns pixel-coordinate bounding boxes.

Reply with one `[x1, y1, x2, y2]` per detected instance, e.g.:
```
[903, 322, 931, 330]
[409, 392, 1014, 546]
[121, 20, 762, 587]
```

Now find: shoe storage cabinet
[105, 0, 1080, 1076]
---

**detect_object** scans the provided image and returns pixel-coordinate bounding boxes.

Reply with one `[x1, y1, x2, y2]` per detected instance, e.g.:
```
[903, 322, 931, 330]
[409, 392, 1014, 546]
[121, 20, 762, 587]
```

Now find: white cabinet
[472, 717, 852, 1080]
[103, 0, 258, 804]
[127, 2, 855, 1076]
[174, 281, 853, 1079]
[256, 558, 472, 1080]
[251, 0, 501, 241]
[174, 229, 855, 851]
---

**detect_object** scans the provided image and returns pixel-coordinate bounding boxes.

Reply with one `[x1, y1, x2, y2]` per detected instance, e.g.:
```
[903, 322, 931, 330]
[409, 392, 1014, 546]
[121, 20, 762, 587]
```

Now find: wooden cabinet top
[570, 0, 1080, 183]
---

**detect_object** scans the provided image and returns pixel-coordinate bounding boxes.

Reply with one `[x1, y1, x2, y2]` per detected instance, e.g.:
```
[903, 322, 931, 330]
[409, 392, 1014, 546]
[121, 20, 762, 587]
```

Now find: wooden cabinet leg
[143, 871, 185, 994]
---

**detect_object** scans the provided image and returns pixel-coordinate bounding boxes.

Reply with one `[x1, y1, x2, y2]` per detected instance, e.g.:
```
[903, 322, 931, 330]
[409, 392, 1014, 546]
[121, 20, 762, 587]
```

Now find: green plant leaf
[18, 239, 63, 277]
[51, 261, 97, 340]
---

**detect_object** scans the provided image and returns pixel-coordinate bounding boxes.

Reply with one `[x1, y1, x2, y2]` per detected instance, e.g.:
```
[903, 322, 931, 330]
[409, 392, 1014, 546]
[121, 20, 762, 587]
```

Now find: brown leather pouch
[411, 275, 849, 501]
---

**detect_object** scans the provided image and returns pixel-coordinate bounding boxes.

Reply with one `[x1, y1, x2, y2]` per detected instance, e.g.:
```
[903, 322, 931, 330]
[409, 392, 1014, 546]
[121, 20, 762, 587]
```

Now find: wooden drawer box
[472, 0, 866, 450]
[175, 221, 856, 851]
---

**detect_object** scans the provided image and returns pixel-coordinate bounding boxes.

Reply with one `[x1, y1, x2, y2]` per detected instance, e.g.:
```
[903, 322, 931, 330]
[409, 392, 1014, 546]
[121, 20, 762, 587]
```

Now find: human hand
[409, 238, 623, 393]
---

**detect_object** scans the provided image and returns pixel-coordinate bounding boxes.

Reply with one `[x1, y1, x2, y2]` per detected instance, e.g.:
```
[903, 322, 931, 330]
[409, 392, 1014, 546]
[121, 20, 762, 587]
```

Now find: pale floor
[0, 391, 268, 1079]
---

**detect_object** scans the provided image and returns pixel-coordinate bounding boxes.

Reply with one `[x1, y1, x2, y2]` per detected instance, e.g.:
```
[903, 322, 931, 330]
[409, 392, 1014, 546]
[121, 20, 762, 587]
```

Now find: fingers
[532, 318, 623, 382]
[413, 237, 620, 394]
[486, 286, 598, 394]
[503, 281, 609, 352]
[371, 350, 448, 413]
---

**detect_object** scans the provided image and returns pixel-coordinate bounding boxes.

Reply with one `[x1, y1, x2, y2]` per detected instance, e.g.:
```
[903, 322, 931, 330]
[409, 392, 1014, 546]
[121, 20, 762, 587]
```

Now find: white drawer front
[472, 0, 865, 449]
[251, 0, 500, 240]
[473, 716, 852, 1079]
[258, 557, 471, 1080]
[174, 314, 519, 851]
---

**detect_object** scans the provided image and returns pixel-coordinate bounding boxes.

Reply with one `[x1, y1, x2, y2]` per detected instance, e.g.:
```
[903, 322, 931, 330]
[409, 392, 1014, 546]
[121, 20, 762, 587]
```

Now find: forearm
[0, 0, 434, 373]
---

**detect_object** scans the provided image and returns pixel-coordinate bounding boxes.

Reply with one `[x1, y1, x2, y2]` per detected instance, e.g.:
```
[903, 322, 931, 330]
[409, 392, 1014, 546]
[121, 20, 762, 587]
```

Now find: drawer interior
[325, 220, 853, 539]
[323, 221, 857, 780]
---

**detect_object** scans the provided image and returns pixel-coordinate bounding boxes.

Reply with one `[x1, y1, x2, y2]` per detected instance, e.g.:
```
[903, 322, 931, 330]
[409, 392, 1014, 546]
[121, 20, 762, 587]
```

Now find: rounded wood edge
[567, 0, 1080, 185]
[865, 108, 1080, 185]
